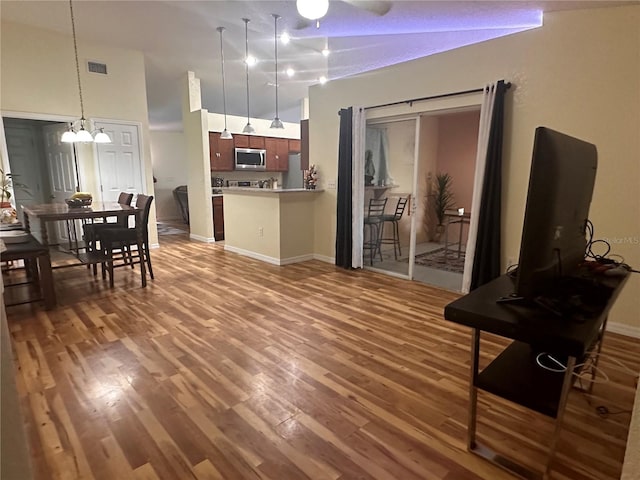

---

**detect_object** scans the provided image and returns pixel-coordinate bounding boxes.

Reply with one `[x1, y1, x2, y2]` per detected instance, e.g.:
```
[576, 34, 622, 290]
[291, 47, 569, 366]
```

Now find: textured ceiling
[1, 1, 634, 130]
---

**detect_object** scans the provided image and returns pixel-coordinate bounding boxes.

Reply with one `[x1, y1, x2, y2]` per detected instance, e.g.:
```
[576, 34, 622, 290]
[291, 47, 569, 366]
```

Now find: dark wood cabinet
[212, 196, 224, 240]
[300, 119, 309, 171]
[249, 136, 265, 149]
[288, 139, 301, 154]
[265, 137, 290, 171]
[209, 132, 234, 171]
[210, 131, 300, 172]
[233, 134, 249, 148]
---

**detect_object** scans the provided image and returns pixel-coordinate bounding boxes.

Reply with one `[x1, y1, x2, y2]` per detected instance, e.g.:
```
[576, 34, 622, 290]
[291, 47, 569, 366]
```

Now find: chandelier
[61, 0, 111, 144]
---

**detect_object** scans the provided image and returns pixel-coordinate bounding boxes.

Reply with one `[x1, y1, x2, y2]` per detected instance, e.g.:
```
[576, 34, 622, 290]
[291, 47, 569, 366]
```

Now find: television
[510, 127, 598, 302]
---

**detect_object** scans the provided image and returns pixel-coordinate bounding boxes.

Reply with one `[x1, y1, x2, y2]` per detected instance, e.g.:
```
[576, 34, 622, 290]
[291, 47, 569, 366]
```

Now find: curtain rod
[364, 81, 511, 111]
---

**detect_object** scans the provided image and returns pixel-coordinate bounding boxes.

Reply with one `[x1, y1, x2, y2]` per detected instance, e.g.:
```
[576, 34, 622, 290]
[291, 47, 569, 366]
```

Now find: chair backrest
[134, 194, 154, 236]
[393, 197, 409, 220]
[367, 197, 388, 218]
[118, 192, 134, 205]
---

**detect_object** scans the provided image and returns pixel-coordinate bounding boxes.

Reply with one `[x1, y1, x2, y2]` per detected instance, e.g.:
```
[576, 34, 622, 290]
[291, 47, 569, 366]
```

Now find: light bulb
[245, 55, 257, 67]
[76, 129, 94, 142]
[319, 76, 328, 85]
[281, 32, 290, 45]
[322, 48, 330, 57]
[296, 0, 329, 20]
[286, 68, 295, 78]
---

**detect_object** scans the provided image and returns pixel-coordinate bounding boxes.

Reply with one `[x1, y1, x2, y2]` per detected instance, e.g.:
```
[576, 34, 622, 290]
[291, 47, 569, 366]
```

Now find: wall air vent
[87, 61, 107, 75]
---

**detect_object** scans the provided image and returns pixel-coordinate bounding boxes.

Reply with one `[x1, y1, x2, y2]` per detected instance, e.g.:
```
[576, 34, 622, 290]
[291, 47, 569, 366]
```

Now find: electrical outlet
[327, 179, 336, 189]
[258, 227, 264, 237]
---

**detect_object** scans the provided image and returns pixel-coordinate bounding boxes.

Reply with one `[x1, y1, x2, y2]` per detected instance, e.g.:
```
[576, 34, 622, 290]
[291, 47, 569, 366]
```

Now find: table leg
[545, 356, 576, 478]
[458, 219, 464, 258]
[136, 212, 147, 287]
[468, 328, 480, 449]
[37, 252, 56, 309]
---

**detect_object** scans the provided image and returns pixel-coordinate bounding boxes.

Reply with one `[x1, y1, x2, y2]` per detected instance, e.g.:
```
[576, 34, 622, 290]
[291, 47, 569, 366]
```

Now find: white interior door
[94, 122, 143, 203]
[42, 123, 77, 244]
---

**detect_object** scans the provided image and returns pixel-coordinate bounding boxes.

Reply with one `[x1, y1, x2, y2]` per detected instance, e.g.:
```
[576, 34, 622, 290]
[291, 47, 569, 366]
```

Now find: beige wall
[309, 6, 640, 330]
[1, 21, 157, 245]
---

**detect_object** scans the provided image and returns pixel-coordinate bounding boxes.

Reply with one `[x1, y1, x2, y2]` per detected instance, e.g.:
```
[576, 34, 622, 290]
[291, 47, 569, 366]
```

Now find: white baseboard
[189, 233, 215, 243]
[150, 243, 160, 249]
[224, 246, 322, 266]
[607, 322, 640, 339]
[313, 254, 335, 264]
[224, 245, 280, 265]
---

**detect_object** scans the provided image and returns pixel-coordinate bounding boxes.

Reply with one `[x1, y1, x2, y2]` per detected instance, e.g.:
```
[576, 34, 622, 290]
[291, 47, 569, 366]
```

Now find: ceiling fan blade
[343, 0, 392, 16]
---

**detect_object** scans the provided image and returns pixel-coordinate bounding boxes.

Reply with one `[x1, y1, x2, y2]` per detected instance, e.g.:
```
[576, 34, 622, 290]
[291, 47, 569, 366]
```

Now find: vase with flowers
[304, 164, 319, 189]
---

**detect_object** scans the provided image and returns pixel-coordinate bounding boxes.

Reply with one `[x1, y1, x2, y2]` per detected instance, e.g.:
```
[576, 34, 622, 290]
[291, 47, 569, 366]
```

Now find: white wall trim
[607, 322, 640, 339]
[1, 110, 76, 123]
[224, 245, 281, 265]
[189, 233, 215, 243]
[150, 243, 160, 249]
[280, 254, 315, 265]
[313, 254, 335, 264]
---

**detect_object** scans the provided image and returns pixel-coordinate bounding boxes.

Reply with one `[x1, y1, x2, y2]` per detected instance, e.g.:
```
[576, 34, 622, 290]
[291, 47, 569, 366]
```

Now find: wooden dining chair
[98, 194, 154, 287]
[83, 192, 134, 250]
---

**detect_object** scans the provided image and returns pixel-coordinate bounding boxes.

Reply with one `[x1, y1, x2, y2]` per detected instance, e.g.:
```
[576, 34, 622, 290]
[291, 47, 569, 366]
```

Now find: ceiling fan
[296, 0, 392, 27]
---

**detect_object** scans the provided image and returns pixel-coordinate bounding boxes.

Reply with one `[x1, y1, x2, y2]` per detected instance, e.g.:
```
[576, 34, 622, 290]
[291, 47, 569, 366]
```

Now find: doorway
[363, 108, 481, 292]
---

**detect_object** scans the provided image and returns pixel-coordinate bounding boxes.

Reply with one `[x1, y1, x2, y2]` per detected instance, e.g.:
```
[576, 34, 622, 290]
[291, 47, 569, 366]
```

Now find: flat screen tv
[511, 126, 598, 301]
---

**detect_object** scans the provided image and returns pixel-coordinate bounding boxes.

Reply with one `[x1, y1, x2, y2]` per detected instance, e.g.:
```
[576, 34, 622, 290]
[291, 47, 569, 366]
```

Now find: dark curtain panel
[471, 80, 508, 289]
[335, 107, 353, 268]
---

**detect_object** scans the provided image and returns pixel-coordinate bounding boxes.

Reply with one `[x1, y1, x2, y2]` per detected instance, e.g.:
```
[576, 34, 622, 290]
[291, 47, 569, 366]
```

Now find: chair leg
[376, 223, 384, 262]
[144, 241, 154, 279]
[394, 220, 401, 259]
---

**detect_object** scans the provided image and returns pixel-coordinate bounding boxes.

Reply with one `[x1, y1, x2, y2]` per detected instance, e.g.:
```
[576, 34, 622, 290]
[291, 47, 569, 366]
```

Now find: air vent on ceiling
[87, 61, 107, 75]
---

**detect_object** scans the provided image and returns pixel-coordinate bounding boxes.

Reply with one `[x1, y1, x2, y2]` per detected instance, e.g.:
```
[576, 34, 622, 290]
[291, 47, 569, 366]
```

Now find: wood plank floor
[5, 234, 640, 480]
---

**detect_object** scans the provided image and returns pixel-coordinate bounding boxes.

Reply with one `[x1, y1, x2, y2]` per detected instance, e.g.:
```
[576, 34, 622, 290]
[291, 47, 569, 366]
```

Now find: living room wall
[308, 6, 640, 332]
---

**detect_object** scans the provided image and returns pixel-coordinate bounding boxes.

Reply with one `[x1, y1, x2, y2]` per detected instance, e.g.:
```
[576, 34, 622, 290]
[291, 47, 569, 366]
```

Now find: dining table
[21, 202, 146, 285]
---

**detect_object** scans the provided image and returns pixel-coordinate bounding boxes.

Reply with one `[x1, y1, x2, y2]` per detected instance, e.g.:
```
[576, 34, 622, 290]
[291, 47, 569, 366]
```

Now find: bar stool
[363, 197, 387, 265]
[380, 196, 409, 260]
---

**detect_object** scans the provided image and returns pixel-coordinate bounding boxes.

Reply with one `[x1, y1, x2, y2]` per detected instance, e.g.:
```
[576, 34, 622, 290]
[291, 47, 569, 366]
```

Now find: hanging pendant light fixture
[216, 27, 233, 140]
[61, 0, 111, 144]
[270, 14, 284, 129]
[296, 0, 329, 20]
[242, 18, 255, 134]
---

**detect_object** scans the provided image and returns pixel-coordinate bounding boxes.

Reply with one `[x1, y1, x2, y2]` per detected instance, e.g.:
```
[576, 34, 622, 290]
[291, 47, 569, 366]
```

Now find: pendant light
[270, 14, 284, 129]
[216, 27, 233, 140]
[61, 0, 111, 144]
[296, 0, 329, 20]
[242, 18, 255, 134]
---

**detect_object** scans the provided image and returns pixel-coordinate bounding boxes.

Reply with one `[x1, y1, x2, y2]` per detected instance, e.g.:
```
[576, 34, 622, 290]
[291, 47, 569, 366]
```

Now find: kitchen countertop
[222, 187, 323, 193]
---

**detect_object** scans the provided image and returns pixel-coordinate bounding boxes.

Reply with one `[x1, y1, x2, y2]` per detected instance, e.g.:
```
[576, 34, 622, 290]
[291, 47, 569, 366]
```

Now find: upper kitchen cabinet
[288, 139, 301, 154]
[209, 132, 234, 171]
[265, 137, 290, 171]
[233, 134, 265, 149]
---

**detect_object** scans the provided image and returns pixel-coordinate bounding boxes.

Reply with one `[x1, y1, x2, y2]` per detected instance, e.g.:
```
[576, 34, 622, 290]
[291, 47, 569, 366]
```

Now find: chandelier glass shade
[270, 14, 284, 129]
[216, 27, 233, 140]
[242, 18, 255, 134]
[63, 0, 111, 144]
[296, 0, 329, 20]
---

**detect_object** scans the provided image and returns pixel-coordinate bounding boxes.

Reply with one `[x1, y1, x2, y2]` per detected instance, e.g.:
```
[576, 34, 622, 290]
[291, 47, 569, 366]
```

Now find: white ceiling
[1, 1, 634, 130]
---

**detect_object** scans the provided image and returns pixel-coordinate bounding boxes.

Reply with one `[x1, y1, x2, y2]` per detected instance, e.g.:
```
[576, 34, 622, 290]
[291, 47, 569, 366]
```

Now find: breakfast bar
[222, 187, 321, 265]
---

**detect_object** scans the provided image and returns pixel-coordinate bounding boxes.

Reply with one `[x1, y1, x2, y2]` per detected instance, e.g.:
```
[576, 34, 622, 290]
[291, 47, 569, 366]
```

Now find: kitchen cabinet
[209, 132, 234, 171]
[233, 134, 249, 148]
[212, 196, 224, 240]
[288, 139, 301, 154]
[233, 134, 265, 149]
[265, 137, 290, 171]
[300, 119, 309, 171]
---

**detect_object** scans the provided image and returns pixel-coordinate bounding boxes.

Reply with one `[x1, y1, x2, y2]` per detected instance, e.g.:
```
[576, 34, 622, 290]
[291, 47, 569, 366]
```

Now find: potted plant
[432, 172, 455, 241]
[1, 167, 30, 224]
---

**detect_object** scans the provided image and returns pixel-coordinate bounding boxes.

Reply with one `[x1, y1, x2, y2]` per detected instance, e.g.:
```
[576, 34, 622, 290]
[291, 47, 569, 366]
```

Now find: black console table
[444, 272, 629, 479]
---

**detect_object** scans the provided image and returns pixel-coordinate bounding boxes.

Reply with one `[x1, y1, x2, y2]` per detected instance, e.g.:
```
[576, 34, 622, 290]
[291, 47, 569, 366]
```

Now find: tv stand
[445, 272, 629, 479]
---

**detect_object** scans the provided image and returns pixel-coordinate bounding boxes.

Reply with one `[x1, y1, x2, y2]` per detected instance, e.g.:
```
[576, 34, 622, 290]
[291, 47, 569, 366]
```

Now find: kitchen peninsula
[223, 187, 322, 265]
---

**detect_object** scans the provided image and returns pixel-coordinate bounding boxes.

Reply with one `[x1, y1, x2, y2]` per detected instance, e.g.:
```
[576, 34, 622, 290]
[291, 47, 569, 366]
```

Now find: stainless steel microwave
[235, 148, 266, 170]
